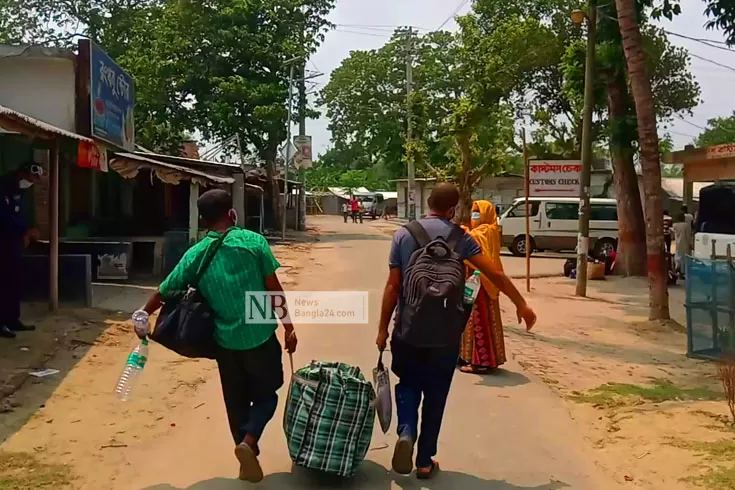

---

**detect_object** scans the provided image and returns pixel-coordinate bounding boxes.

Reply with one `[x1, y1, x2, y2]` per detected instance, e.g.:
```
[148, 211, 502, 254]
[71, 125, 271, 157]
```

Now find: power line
[666, 129, 697, 139]
[688, 52, 735, 74]
[336, 23, 429, 32]
[665, 30, 735, 54]
[334, 28, 391, 38]
[676, 115, 706, 131]
[436, 0, 470, 31]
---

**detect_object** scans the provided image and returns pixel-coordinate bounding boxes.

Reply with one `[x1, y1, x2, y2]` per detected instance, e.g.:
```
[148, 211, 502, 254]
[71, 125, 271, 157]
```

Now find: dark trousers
[391, 339, 458, 468]
[664, 234, 672, 255]
[351, 210, 358, 223]
[0, 235, 23, 326]
[343, 211, 348, 223]
[216, 334, 284, 445]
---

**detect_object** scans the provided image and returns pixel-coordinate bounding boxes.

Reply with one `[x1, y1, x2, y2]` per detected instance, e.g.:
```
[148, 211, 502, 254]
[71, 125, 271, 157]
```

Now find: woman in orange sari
[460, 200, 506, 373]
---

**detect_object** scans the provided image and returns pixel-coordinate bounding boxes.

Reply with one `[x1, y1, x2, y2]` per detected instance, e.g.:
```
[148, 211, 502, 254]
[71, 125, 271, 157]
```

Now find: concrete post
[233, 173, 245, 228]
[189, 181, 199, 244]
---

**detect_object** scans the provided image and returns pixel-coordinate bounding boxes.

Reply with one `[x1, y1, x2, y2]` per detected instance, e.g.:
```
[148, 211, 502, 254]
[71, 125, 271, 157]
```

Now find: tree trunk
[606, 75, 647, 277]
[455, 135, 473, 226]
[615, 0, 670, 320]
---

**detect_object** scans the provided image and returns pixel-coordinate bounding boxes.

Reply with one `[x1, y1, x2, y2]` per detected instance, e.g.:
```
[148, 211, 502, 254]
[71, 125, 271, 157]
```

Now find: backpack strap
[446, 225, 465, 252]
[193, 228, 234, 285]
[404, 221, 431, 248]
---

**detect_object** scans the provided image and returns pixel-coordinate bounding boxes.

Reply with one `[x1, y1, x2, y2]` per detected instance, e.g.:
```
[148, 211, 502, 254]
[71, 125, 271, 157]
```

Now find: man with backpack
[376, 183, 536, 479]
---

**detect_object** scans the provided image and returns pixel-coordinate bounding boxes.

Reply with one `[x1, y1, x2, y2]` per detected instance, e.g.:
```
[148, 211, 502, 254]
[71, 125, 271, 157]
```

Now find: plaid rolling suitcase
[283, 360, 376, 477]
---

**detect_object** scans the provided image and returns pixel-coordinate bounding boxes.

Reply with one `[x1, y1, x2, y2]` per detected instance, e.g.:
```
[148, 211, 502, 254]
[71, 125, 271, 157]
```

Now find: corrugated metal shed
[0, 103, 93, 142]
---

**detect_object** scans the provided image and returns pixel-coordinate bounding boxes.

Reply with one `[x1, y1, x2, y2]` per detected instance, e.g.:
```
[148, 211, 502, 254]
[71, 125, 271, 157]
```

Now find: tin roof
[111, 152, 235, 185]
[0, 104, 93, 142]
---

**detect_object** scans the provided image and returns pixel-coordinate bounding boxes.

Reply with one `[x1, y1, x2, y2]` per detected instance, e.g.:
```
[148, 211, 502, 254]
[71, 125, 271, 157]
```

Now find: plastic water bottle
[463, 270, 482, 304]
[132, 309, 150, 339]
[115, 339, 149, 402]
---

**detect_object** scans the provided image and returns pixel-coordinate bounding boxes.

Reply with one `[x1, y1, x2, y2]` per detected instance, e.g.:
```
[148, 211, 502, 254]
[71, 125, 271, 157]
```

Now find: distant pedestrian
[134, 189, 297, 483]
[377, 182, 536, 479]
[350, 197, 359, 223]
[358, 203, 365, 223]
[663, 210, 673, 255]
[673, 212, 692, 274]
[342, 202, 349, 223]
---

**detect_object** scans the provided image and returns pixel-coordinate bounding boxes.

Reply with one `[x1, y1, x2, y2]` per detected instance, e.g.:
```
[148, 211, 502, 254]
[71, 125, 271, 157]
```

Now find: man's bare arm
[264, 273, 294, 333]
[377, 268, 401, 349]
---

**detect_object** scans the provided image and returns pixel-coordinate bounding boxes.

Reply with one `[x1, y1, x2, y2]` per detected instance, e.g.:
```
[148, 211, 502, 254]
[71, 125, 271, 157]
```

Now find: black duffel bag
[150, 229, 231, 359]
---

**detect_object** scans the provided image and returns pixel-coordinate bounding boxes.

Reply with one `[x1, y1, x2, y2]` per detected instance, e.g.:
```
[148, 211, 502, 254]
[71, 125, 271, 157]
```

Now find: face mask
[18, 179, 33, 189]
[471, 211, 481, 221]
[229, 209, 238, 226]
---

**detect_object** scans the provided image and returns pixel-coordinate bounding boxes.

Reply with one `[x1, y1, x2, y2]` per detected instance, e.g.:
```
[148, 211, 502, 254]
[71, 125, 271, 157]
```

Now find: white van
[498, 197, 619, 257]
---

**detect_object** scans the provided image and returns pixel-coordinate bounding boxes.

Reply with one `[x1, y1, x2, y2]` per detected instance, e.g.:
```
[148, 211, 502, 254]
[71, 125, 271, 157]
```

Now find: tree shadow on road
[138, 461, 569, 490]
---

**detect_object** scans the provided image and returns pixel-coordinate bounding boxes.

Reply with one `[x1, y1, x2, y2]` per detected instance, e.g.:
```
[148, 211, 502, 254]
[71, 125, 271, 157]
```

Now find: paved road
[117, 216, 618, 490]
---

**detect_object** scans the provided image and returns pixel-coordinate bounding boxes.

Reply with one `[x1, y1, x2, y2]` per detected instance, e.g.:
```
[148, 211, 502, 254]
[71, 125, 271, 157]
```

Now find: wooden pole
[522, 128, 530, 293]
[49, 141, 59, 312]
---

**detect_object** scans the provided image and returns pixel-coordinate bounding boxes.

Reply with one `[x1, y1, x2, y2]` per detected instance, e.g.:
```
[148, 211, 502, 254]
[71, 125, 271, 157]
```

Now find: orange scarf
[462, 200, 503, 299]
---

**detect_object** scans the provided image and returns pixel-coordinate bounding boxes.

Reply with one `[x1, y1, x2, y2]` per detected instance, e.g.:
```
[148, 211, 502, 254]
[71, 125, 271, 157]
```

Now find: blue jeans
[391, 339, 458, 468]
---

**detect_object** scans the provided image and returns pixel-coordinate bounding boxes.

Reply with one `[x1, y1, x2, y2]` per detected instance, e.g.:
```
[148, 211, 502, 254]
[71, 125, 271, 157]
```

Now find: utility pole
[573, 0, 597, 297]
[405, 26, 416, 221]
[298, 62, 307, 231]
[282, 60, 296, 241]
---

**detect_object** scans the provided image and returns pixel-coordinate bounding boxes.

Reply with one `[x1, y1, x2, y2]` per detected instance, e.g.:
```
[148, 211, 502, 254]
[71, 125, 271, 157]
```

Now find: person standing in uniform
[0, 163, 43, 339]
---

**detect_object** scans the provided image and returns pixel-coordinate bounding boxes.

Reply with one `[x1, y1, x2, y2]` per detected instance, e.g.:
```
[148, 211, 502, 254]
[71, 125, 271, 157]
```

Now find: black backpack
[399, 221, 469, 348]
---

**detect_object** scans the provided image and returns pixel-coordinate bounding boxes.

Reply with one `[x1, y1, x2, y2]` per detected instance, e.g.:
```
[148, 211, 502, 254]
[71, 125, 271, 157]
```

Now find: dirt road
[2, 216, 618, 490]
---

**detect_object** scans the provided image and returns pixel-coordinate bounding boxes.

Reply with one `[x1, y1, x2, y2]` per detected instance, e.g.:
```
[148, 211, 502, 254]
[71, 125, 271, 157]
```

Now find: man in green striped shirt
[138, 189, 296, 483]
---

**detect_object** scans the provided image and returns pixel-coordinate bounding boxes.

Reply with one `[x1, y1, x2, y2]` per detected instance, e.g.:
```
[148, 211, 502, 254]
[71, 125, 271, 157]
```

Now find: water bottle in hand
[132, 309, 150, 339]
[463, 270, 482, 304]
[115, 339, 149, 402]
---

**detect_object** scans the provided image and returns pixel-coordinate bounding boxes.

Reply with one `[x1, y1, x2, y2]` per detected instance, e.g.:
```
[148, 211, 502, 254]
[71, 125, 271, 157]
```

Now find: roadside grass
[0, 451, 73, 490]
[671, 439, 735, 490]
[569, 379, 723, 408]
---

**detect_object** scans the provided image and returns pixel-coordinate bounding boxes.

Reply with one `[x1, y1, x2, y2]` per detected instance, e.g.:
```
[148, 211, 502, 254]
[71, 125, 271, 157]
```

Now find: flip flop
[391, 435, 414, 475]
[416, 460, 440, 480]
[234, 442, 264, 482]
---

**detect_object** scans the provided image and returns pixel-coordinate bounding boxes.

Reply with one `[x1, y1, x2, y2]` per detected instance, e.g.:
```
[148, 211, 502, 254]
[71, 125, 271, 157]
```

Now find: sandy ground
[502, 276, 732, 490]
[2, 215, 728, 490]
[0, 216, 617, 490]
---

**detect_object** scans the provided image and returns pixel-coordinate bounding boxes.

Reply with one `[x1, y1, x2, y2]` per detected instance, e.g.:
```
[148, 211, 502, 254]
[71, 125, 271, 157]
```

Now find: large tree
[696, 112, 735, 147]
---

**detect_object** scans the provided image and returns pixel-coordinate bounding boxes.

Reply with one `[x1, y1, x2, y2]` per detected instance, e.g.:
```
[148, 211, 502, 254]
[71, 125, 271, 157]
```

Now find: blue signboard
[90, 43, 135, 150]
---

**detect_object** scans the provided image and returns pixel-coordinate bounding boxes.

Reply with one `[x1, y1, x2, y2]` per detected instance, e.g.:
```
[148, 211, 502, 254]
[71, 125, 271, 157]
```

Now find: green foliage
[570, 379, 722, 408]
[696, 112, 735, 147]
[0, 0, 334, 160]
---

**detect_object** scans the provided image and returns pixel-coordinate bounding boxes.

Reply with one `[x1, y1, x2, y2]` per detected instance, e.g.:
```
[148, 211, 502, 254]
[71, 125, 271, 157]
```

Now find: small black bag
[151, 230, 232, 359]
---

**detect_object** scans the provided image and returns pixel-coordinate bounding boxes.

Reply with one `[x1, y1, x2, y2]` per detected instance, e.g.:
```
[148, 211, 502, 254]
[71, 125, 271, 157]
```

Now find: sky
[302, 0, 735, 158]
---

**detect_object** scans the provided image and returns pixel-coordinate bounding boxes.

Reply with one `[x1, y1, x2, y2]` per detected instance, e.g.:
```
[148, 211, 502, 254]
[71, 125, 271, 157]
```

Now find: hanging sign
[293, 135, 313, 169]
[90, 42, 135, 151]
[77, 141, 109, 172]
[529, 160, 582, 197]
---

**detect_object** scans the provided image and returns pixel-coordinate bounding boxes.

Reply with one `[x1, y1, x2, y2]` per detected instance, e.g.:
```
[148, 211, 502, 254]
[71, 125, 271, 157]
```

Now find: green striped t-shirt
[159, 227, 280, 350]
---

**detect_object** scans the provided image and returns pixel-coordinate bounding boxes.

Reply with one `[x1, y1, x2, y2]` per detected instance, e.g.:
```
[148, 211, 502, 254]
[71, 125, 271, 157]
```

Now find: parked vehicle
[498, 197, 619, 257]
[354, 192, 386, 219]
[693, 183, 735, 259]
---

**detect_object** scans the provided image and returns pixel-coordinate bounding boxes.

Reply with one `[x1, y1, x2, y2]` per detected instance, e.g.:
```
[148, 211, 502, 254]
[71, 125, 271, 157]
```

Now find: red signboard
[77, 141, 108, 171]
